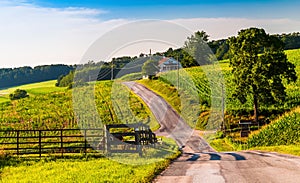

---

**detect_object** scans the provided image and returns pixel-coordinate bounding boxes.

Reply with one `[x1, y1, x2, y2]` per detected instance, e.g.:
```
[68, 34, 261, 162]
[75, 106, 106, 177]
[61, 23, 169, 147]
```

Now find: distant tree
[163, 48, 196, 68]
[229, 28, 297, 123]
[9, 89, 29, 100]
[56, 71, 75, 88]
[142, 59, 159, 79]
[214, 40, 230, 60]
[184, 31, 213, 65]
[276, 32, 300, 50]
[0, 65, 74, 89]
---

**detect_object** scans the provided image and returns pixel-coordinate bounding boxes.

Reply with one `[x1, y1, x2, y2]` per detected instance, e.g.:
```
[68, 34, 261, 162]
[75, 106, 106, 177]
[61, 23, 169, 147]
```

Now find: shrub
[9, 89, 29, 100]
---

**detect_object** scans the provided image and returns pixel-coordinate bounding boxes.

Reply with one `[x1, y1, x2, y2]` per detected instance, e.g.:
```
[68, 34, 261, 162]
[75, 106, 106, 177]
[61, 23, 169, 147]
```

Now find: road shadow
[187, 154, 200, 161]
[183, 152, 222, 161]
[225, 153, 246, 161]
[182, 152, 246, 161]
[207, 153, 221, 160]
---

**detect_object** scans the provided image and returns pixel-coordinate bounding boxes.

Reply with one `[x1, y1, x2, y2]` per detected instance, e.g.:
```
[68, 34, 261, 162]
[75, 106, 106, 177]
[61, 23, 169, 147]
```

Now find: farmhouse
[158, 57, 182, 72]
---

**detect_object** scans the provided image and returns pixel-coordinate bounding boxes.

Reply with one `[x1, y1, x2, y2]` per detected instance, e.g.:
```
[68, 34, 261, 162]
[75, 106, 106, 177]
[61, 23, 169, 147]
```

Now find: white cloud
[0, 2, 128, 68]
[0, 2, 300, 68]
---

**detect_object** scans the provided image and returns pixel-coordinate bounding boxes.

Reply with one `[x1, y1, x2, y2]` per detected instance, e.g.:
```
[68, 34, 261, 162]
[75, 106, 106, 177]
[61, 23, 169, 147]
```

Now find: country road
[124, 81, 300, 183]
[123, 81, 213, 153]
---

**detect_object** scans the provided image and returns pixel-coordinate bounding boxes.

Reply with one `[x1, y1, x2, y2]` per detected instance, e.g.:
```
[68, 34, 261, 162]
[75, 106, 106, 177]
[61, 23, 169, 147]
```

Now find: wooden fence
[0, 124, 157, 157]
[0, 128, 104, 157]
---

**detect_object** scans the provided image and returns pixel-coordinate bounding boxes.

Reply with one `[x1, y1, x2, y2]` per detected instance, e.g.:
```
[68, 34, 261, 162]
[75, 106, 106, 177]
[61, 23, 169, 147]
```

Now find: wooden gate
[105, 123, 157, 156]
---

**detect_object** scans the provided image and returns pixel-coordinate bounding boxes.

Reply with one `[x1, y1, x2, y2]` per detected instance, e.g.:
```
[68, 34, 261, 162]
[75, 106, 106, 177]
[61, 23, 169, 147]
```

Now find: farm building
[158, 57, 182, 72]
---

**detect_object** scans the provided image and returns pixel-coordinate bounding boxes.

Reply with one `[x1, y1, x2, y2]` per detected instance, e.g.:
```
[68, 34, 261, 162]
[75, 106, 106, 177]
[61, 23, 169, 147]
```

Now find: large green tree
[229, 28, 297, 123]
[184, 31, 213, 65]
[142, 59, 159, 79]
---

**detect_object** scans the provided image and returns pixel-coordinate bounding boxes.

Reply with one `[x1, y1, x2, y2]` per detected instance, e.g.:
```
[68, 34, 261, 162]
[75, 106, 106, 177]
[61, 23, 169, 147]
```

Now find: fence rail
[0, 128, 104, 157]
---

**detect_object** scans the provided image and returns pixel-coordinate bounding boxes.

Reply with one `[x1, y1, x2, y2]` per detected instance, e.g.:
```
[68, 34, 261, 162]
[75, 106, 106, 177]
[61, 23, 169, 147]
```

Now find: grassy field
[0, 79, 177, 182]
[247, 107, 300, 147]
[0, 96, 9, 103]
[0, 80, 159, 131]
[0, 137, 180, 183]
[0, 80, 66, 102]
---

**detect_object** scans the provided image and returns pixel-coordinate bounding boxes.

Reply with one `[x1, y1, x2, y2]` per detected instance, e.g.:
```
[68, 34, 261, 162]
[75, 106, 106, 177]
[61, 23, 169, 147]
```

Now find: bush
[9, 89, 29, 100]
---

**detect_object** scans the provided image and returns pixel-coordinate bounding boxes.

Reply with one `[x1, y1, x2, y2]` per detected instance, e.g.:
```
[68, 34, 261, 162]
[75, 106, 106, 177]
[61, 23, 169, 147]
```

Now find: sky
[0, 0, 300, 68]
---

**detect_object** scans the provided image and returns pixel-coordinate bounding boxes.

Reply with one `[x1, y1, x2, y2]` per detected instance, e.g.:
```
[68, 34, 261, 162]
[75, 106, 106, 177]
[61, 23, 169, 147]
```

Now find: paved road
[154, 151, 300, 183]
[123, 81, 213, 153]
[124, 81, 300, 183]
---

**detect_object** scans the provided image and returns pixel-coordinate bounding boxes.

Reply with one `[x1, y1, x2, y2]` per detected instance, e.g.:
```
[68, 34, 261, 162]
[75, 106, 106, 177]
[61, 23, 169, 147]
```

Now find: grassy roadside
[208, 135, 300, 157]
[209, 138, 236, 152]
[0, 137, 180, 183]
[207, 130, 300, 156]
[248, 145, 300, 156]
[137, 79, 181, 113]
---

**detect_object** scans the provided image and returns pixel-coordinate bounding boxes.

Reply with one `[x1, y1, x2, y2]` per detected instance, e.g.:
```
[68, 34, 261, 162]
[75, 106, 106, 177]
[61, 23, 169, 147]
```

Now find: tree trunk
[253, 94, 259, 126]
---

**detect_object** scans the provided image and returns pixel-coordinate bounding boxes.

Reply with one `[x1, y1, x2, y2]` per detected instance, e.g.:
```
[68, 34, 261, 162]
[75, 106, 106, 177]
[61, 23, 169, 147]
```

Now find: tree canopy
[142, 59, 159, 79]
[184, 30, 214, 65]
[229, 27, 297, 123]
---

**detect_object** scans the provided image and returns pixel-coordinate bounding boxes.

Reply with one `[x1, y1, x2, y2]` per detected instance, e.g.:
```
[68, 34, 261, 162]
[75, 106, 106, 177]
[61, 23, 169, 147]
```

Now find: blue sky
[0, 0, 300, 68]
[20, 0, 300, 20]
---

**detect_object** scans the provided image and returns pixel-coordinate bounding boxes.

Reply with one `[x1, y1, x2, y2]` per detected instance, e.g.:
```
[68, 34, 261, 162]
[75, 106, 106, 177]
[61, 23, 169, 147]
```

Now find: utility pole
[111, 59, 114, 80]
[177, 55, 179, 91]
[221, 83, 225, 132]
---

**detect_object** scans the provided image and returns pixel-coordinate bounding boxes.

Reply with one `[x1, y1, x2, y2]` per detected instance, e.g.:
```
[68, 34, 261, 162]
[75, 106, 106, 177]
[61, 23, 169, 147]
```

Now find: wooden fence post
[60, 129, 63, 157]
[39, 130, 42, 158]
[84, 129, 87, 155]
[16, 130, 19, 156]
[104, 126, 110, 154]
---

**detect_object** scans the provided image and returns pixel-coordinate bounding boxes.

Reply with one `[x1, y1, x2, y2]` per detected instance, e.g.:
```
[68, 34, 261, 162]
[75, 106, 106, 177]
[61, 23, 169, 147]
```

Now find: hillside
[0, 80, 158, 131]
[0, 80, 65, 104]
[135, 48, 300, 155]
[0, 80, 179, 183]
[138, 49, 300, 128]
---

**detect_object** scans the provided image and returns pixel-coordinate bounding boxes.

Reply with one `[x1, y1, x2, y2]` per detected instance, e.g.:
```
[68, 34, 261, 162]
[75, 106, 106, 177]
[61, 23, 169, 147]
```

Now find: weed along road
[124, 81, 300, 183]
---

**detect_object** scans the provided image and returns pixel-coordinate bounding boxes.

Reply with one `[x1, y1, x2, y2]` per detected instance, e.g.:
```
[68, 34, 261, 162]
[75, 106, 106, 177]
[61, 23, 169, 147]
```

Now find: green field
[0, 79, 176, 182]
[0, 80, 159, 131]
[1, 49, 300, 182]
[0, 137, 180, 183]
[247, 107, 300, 147]
[0, 80, 66, 102]
[137, 49, 300, 155]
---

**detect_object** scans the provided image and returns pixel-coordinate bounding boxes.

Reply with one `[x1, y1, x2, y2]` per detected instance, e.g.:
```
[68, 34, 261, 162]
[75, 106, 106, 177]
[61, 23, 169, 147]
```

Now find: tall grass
[247, 107, 300, 147]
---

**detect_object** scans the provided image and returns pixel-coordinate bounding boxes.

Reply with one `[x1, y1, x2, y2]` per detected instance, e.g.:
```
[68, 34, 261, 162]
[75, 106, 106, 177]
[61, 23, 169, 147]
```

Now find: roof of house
[158, 57, 179, 66]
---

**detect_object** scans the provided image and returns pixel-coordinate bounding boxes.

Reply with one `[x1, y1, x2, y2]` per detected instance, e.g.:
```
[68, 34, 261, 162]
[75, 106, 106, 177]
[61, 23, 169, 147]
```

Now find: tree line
[0, 65, 74, 89]
[3, 31, 299, 89]
[163, 31, 300, 63]
[56, 31, 300, 88]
